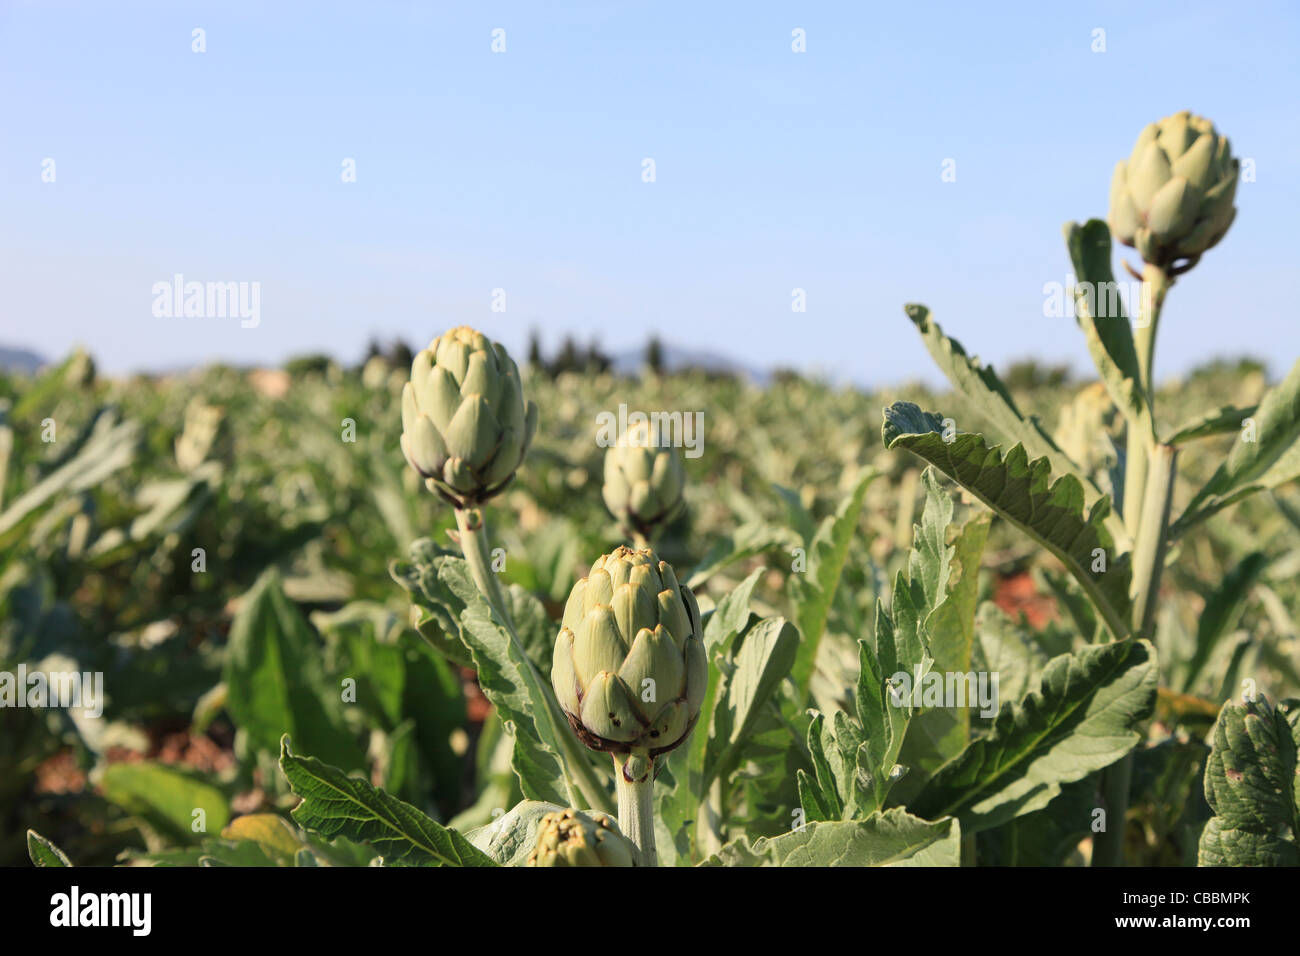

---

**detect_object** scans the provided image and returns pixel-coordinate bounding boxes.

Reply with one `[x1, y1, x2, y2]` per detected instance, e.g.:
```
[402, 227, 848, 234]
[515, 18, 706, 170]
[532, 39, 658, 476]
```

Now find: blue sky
[2, 1, 1297, 385]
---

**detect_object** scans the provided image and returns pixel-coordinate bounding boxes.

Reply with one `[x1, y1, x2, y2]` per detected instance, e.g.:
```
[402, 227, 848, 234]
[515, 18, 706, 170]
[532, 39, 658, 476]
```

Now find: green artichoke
[551, 546, 706, 758]
[526, 808, 638, 867]
[1108, 111, 1238, 272]
[400, 326, 538, 507]
[602, 422, 686, 537]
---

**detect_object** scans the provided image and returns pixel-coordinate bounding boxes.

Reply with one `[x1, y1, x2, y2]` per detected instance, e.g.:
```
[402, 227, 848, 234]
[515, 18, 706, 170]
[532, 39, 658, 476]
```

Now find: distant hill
[0, 346, 47, 373]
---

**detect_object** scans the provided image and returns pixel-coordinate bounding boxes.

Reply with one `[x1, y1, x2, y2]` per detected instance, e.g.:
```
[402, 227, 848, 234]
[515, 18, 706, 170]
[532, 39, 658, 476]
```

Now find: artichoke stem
[454, 506, 517, 634]
[613, 750, 657, 866]
[1122, 263, 1170, 537]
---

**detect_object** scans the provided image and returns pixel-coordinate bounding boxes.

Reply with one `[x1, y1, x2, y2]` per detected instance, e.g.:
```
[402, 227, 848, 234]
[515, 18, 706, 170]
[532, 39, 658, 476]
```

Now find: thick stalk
[1095, 444, 1178, 867]
[454, 506, 612, 813]
[1098, 265, 1171, 867]
[613, 750, 657, 866]
[454, 506, 517, 633]
[961, 831, 977, 867]
[1094, 754, 1133, 867]
[1129, 444, 1178, 640]
[1122, 264, 1170, 536]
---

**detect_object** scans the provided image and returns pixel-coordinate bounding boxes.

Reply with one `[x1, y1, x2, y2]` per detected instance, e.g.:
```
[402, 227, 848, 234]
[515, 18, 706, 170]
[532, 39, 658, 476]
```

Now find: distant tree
[1003, 359, 1073, 391]
[555, 336, 580, 375]
[527, 331, 543, 369]
[1187, 356, 1267, 382]
[585, 341, 611, 374]
[285, 354, 333, 377]
[645, 336, 665, 375]
[388, 339, 413, 371]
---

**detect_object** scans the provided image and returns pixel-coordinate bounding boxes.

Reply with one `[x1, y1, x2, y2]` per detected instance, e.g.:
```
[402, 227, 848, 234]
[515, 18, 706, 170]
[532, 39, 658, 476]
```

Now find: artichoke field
[3, 111, 1300, 871]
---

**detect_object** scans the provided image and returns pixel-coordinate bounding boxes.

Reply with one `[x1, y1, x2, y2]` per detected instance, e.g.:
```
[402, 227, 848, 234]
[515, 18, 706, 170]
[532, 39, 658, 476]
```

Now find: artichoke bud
[1106, 111, 1238, 273]
[175, 397, 226, 472]
[399, 326, 538, 507]
[526, 809, 638, 867]
[552, 546, 706, 758]
[602, 421, 687, 537]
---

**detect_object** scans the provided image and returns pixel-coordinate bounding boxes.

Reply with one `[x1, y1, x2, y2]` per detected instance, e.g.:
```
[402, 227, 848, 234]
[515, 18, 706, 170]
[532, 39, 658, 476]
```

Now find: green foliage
[705, 808, 960, 867]
[279, 736, 495, 867]
[4, 283, 1299, 869]
[224, 569, 364, 771]
[911, 639, 1157, 832]
[883, 402, 1133, 637]
[788, 469, 876, 694]
[27, 830, 72, 867]
[100, 762, 230, 844]
[1176, 359, 1300, 534]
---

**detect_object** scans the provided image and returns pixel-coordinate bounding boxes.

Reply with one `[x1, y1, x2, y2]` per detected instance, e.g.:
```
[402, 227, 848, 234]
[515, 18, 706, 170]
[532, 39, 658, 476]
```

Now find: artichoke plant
[400, 326, 538, 508]
[1107, 111, 1238, 275]
[526, 809, 638, 867]
[552, 546, 706, 759]
[602, 421, 686, 542]
[551, 545, 706, 865]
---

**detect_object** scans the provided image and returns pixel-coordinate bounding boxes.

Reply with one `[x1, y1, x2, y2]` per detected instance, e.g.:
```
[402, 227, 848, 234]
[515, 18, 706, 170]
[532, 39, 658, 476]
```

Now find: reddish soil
[992, 571, 1058, 630]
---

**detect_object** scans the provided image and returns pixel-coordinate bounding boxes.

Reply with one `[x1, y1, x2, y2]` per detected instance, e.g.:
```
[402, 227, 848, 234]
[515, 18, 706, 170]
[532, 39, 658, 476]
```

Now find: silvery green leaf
[704, 807, 960, 866]
[911, 639, 1157, 832]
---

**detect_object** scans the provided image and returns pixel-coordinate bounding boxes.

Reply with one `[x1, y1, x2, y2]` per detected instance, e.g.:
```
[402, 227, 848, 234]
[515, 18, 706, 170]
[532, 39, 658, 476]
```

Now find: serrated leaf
[279, 736, 495, 867]
[704, 808, 960, 866]
[396, 541, 609, 813]
[1175, 359, 1300, 535]
[903, 512, 991, 768]
[799, 711, 843, 822]
[444, 562, 577, 808]
[883, 402, 1132, 638]
[911, 639, 1157, 832]
[789, 470, 877, 694]
[903, 303, 1126, 546]
[1197, 696, 1300, 867]
[855, 636, 910, 813]
[389, 539, 475, 668]
[27, 830, 72, 867]
[909, 469, 955, 609]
